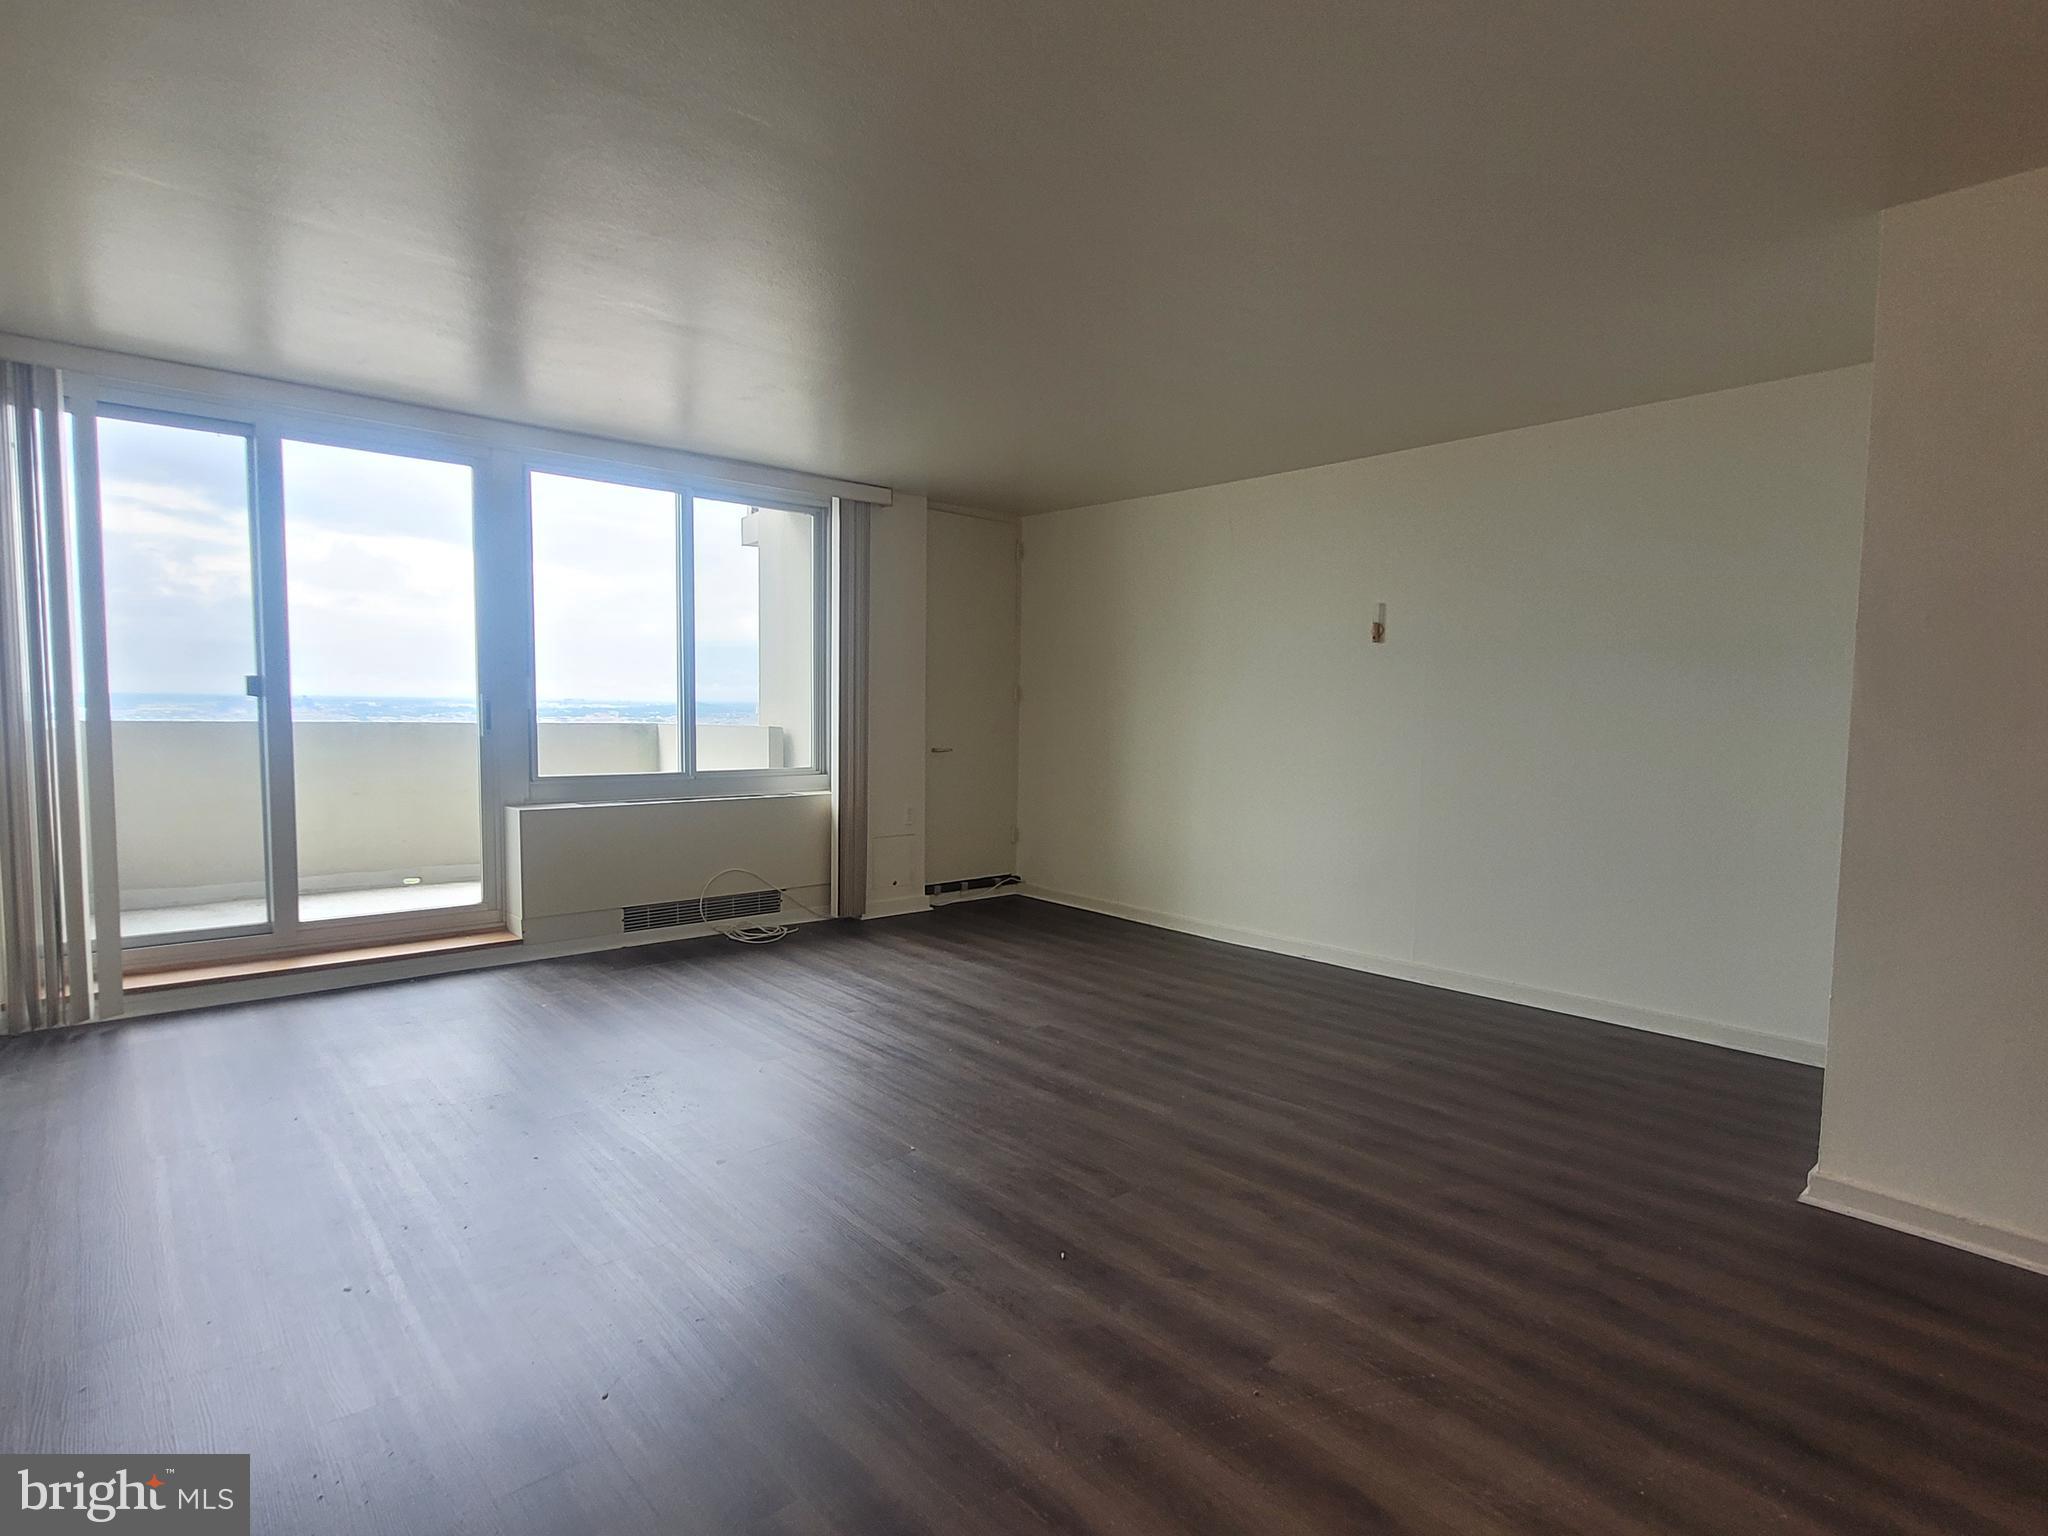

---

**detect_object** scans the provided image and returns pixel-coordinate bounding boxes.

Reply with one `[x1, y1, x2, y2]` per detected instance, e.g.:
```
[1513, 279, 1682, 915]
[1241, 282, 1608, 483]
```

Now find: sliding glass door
[98, 412, 273, 943]
[280, 440, 482, 922]
[90, 401, 494, 962]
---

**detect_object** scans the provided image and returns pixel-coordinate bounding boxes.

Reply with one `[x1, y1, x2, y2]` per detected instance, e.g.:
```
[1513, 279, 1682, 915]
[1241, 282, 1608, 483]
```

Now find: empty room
[2, 3, 2046, 1532]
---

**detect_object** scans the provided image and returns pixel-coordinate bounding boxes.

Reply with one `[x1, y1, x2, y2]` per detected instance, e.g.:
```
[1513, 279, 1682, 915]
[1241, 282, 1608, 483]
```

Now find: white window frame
[76, 378, 507, 966]
[23, 333, 886, 973]
[515, 449, 832, 806]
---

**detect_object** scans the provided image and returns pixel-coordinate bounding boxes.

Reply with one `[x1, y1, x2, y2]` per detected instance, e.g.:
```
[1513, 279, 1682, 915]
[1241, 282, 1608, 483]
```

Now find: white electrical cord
[699, 866, 827, 944]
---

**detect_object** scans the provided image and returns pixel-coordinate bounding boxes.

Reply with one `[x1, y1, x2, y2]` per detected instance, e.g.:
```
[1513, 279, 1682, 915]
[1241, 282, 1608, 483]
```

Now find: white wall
[1806, 166, 2048, 1273]
[864, 492, 932, 917]
[1020, 367, 1871, 1060]
[926, 508, 1021, 885]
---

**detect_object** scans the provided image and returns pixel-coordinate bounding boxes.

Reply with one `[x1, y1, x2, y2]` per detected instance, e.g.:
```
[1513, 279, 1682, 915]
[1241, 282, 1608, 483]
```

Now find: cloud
[94, 422, 803, 710]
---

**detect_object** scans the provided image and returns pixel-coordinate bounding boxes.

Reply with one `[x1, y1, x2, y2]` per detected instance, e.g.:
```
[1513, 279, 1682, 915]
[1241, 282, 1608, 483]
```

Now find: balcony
[113, 719, 788, 941]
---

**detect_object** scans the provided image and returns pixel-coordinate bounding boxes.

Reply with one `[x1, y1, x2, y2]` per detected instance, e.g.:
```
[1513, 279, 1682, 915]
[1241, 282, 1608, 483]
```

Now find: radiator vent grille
[622, 888, 780, 932]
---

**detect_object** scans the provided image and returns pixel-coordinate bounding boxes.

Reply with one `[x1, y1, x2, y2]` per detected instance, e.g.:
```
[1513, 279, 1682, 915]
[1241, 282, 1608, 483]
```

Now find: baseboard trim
[1802, 1170, 2048, 1277]
[1022, 886, 1826, 1067]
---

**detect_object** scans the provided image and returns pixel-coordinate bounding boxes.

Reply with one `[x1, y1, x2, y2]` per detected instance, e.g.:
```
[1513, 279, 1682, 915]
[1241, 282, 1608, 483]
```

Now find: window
[693, 498, 819, 772]
[529, 472, 680, 777]
[42, 351, 855, 977]
[527, 472, 822, 783]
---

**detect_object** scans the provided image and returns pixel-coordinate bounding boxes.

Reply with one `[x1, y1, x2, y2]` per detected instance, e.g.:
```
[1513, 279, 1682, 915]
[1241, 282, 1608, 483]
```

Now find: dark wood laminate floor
[3, 898, 2045, 1535]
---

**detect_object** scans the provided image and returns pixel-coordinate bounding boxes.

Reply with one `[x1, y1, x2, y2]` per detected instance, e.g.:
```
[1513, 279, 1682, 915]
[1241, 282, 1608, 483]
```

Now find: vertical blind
[0, 361, 105, 1030]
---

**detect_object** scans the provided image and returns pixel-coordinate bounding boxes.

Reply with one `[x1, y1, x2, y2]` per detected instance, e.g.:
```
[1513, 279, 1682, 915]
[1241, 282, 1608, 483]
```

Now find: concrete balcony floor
[123, 879, 483, 940]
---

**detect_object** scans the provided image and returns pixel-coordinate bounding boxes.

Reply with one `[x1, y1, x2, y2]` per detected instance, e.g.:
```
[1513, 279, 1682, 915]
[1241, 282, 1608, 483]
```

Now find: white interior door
[925, 509, 1020, 886]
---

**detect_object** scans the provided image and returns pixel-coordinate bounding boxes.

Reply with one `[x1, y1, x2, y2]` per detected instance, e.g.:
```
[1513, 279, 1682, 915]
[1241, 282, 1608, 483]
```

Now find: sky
[96, 417, 777, 714]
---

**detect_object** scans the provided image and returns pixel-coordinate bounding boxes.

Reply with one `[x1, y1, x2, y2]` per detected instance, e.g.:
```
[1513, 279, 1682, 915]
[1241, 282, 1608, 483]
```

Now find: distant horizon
[109, 691, 761, 724]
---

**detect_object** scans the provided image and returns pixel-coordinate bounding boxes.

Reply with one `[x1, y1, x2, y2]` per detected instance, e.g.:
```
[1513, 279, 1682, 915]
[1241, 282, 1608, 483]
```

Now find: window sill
[518, 773, 830, 806]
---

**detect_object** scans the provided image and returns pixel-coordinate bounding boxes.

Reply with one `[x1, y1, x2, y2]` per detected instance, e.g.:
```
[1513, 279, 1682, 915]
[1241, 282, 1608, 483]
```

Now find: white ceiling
[4, 2, 2047, 513]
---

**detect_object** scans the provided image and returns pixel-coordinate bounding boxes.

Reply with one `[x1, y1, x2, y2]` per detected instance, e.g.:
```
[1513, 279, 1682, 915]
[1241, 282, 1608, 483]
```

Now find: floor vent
[622, 888, 780, 932]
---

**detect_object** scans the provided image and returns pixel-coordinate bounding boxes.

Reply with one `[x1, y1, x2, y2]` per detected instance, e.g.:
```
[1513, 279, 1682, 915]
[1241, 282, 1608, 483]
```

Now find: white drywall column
[864, 492, 931, 916]
[1805, 166, 2048, 1274]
